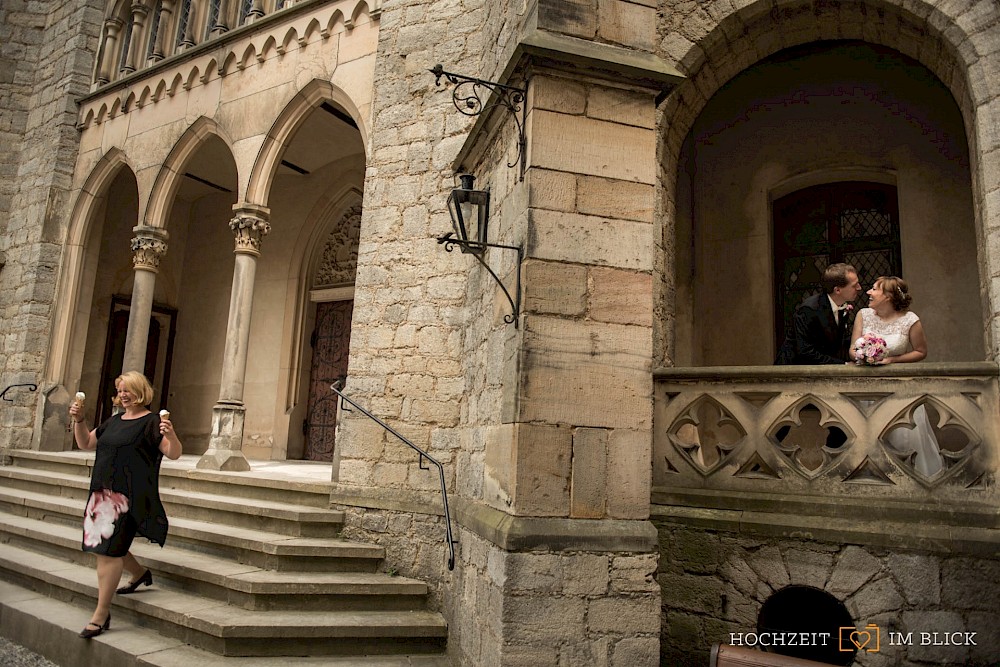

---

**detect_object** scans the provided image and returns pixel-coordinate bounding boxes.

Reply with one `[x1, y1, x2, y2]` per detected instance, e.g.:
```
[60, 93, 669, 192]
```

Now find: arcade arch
[69, 164, 145, 424]
[240, 93, 367, 461]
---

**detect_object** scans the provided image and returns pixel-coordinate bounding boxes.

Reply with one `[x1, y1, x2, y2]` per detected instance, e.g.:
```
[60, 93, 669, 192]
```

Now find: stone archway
[241, 88, 367, 462]
[669, 40, 982, 366]
[655, 0, 1000, 365]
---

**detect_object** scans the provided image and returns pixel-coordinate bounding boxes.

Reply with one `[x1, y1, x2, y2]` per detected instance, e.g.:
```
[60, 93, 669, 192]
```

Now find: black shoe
[116, 569, 152, 594]
[79, 613, 110, 639]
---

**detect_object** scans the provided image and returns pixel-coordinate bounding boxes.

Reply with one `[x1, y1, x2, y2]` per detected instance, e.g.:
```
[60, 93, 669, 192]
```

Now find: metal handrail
[0, 383, 37, 402]
[330, 381, 457, 570]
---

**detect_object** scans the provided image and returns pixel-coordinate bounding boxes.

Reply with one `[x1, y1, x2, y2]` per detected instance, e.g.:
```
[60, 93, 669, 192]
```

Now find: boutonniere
[843, 304, 854, 316]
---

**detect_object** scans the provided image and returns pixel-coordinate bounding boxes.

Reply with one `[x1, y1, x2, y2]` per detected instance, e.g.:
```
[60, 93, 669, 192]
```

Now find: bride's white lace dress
[857, 308, 943, 477]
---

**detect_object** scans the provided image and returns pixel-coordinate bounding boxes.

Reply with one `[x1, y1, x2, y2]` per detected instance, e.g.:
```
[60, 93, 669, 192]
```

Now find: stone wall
[338, 502, 663, 667]
[0, 0, 102, 449]
[655, 521, 1000, 666]
[333, 0, 484, 492]
[456, 527, 661, 667]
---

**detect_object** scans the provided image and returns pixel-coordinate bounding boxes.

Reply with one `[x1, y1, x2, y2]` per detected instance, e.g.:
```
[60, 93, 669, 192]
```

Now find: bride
[850, 276, 941, 476]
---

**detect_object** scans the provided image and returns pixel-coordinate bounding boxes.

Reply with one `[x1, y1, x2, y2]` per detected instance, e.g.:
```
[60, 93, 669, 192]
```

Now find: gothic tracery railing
[654, 363, 999, 500]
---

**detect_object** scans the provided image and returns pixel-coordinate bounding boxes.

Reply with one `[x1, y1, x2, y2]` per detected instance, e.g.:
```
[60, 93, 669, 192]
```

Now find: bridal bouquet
[854, 333, 887, 365]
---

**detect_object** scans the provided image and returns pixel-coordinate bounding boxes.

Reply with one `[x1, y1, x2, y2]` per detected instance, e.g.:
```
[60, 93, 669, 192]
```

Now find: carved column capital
[130, 227, 169, 271]
[229, 213, 271, 255]
[104, 17, 125, 34]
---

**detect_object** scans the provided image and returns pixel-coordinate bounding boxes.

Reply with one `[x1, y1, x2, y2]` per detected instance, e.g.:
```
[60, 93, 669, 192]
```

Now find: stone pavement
[0, 636, 57, 667]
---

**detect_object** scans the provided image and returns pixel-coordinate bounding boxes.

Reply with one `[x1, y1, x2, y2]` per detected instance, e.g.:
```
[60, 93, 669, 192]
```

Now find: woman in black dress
[69, 371, 182, 638]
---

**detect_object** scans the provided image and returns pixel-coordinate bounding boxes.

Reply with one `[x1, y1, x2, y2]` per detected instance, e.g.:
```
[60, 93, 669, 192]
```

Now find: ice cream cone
[68, 392, 86, 431]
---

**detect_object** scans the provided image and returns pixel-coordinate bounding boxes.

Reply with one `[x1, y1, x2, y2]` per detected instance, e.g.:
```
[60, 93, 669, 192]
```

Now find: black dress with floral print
[82, 412, 168, 554]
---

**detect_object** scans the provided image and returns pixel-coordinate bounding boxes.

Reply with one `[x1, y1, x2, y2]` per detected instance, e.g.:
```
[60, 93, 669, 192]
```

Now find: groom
[775, 263, 862, 365]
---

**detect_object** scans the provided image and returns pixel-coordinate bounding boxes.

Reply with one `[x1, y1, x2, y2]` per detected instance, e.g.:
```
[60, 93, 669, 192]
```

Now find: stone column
[121, 1, 149, 75]
[148, 0, 174, 62]
[245, 0, 264, 24]
[122, 226, 168, 374]
[197, 204, 270, 471]
[97, 18, 125, 85]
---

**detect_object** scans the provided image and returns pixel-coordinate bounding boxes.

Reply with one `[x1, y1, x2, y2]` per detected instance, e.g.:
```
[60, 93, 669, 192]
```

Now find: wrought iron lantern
[447, 174, 490, 253]
[431, 64, 525, 327]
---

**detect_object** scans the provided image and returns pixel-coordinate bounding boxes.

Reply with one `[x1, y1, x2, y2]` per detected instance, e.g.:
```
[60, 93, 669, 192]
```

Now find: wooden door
[96, 296, 177, 425]
[304, 299, 354, 461]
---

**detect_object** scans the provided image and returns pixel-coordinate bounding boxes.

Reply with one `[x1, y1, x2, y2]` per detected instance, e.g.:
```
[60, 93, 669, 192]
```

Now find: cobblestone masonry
[333, 0, 484, 492]
[0, 0, 101, 449]
[655, 522, 1000, 667]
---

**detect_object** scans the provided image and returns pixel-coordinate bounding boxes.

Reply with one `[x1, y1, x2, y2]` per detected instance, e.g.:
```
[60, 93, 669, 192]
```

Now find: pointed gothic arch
[144, 116, 238, 230]
[47, 148, 138, 385]
[245, 79, 368, 208]
[273, 184, 363, 460]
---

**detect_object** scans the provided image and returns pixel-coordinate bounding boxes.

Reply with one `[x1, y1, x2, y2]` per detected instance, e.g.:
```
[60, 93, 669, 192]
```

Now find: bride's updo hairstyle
[877, 276, 912, 312]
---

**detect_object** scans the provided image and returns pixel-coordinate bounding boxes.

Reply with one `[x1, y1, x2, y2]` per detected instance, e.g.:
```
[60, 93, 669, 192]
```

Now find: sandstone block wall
[333, 0, 484, 495]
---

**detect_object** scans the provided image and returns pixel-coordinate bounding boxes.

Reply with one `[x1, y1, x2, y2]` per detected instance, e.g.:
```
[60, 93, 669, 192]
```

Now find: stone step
[6, 451, 335, 508]
[0, 453, 450, 661]
[0, 465, 90, 500]
[0, 578, 450, 663]
[0, 514, 427, 610]
[0, 508, 384, 574]
[0, 467, 346, 537]
[3, 450, 92, 478]
[159, 466, 336, 509]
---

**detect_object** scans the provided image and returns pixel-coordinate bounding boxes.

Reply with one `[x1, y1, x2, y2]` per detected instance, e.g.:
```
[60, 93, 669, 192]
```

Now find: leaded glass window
[118, 19, 134, 72]
[146, 0, 162, 58]
[175, 0, 191, 46]
[773, 181, 902, 352]
[239, 0, 253, 24]
[205, 0, 221, 38]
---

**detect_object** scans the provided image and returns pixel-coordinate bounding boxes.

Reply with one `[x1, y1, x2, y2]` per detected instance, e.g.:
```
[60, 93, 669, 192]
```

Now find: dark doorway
[773, 181, 902, 352]
[304, 299, 353, 461]
[96, 295, 177, 425]
[758, 585, 856, 665]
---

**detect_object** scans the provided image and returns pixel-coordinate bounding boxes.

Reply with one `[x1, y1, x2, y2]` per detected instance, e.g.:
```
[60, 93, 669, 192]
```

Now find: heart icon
[850, 630, 871, 650]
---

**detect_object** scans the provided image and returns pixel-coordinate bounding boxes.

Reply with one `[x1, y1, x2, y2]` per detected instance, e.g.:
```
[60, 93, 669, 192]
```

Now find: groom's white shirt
[827, 294, 841, 324]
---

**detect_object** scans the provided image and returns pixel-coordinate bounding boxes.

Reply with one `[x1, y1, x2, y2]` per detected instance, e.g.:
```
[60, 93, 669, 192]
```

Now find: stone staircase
[0, 450, 450, 666]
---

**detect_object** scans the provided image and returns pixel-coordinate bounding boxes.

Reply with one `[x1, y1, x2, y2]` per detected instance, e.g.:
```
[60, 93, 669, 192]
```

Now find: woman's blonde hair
[113, 371, 154, 407]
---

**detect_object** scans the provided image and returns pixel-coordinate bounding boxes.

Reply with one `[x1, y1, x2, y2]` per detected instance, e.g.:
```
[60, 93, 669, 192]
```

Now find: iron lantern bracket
[437, 232, 522, 327]
[430, 64, 527, 179]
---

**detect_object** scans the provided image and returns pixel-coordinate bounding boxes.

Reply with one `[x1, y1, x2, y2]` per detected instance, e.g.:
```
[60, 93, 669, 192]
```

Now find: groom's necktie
[836, 306, 849, 327]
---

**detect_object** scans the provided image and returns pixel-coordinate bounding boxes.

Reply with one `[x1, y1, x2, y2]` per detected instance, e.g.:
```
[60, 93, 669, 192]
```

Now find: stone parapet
[654, 363, 1000, 503]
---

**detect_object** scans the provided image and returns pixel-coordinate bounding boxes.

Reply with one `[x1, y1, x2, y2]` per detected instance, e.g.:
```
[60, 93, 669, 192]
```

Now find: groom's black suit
[775, 293, 851, 365]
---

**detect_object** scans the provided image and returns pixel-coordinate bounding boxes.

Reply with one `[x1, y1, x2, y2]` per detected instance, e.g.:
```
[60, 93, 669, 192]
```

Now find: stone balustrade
[653, 363, 1000, 505]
